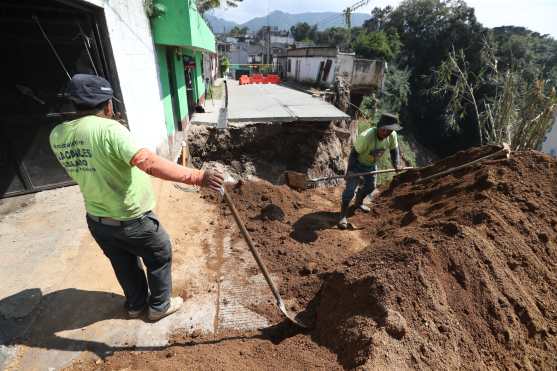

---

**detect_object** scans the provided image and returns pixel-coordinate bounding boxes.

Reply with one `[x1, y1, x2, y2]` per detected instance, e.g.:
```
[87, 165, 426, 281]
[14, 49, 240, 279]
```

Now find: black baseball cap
[377, 112, 402, 131]
[66, 74, 113, 107]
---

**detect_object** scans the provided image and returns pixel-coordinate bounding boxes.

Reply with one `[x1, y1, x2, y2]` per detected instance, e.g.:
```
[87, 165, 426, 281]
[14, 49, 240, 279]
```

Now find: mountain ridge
[205, 10, 370, 33]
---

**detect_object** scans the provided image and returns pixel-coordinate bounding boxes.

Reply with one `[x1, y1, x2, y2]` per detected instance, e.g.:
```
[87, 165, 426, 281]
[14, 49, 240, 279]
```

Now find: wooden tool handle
[310, 167, 414, 183]
[223, 191, 283, 305]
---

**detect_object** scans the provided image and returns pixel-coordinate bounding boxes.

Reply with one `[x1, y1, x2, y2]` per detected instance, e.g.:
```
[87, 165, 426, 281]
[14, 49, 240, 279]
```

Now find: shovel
[221, 188, 309, 329]
[286, 167, 414, 190]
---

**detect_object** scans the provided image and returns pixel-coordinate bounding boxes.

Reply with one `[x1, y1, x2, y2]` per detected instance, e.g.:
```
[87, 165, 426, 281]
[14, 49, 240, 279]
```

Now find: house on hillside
[285, 46, 386, 96]
[0, 0, 216, 199]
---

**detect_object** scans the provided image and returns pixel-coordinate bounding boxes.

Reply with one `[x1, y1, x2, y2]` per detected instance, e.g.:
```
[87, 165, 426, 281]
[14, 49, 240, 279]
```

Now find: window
[287, 59, 291, 73]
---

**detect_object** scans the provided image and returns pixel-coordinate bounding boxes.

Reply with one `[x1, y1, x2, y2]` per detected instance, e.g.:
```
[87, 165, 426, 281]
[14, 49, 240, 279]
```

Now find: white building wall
[287, 56, 336, 86]
[335, 53, 354, 82]
[81, 0, 167, 154]
[352, 59, 385, 90]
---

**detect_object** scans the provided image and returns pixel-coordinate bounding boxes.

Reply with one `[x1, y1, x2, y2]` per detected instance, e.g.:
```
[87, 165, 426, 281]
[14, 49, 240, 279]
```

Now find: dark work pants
[87, 211, 172, 313]
[341, 150, 377, 208]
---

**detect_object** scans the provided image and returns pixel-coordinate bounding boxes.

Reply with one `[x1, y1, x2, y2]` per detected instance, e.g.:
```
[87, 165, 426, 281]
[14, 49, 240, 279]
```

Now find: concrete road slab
[229, 83, 350, 123]
[193, 81, 350, 125]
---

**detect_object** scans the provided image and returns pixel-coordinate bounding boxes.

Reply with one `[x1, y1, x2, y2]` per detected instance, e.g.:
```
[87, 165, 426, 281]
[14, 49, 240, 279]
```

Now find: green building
[148, 0, 216, 137]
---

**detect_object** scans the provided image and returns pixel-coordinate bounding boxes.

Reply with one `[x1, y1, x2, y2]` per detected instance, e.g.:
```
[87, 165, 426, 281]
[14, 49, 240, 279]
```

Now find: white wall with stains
[81, 0, 169, 156]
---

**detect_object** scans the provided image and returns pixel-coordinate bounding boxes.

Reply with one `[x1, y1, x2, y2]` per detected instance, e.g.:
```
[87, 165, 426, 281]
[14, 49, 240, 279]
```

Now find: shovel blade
[278, 300, 310, 329]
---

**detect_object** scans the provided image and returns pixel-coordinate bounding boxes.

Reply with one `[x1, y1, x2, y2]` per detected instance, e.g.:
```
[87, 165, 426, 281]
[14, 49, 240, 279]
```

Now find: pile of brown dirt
[312, 145, 557, 369]
[69, 146, 557, 370]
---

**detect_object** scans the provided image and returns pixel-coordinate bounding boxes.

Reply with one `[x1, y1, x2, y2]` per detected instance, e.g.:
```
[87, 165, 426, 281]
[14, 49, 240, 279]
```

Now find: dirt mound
[312, 146, 557, 369]
[69, 146, 557, 370]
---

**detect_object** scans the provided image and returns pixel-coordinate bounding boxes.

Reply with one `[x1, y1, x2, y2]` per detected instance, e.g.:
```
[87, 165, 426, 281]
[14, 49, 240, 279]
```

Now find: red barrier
[239, 75, 251, 85]
[238, 74, 281, 85]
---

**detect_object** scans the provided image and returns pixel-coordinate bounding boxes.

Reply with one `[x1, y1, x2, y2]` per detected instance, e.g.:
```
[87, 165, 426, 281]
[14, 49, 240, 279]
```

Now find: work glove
[202, 169, 225, 192]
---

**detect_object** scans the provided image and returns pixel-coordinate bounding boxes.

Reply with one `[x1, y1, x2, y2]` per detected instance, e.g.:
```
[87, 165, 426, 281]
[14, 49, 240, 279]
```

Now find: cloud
[212, 0, 556, 38]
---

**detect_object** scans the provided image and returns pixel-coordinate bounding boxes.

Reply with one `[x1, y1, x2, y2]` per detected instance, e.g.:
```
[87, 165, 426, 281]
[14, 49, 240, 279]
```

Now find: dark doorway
[0, 0, 123, 198]
[165, 47, 182, 132]
[184, 56, 196, 116]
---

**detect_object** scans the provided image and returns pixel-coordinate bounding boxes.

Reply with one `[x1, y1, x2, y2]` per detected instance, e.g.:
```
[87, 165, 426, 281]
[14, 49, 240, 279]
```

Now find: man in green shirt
[50, 74, 224, 321]
[339, 113, 401, 229]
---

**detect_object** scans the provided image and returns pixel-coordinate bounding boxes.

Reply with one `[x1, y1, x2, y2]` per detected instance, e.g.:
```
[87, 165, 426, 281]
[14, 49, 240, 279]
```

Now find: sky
[212, 0, 557, 38]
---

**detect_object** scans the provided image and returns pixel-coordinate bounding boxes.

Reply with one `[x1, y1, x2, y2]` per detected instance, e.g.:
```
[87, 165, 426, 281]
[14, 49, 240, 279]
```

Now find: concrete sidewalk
[191, 80, 350, 126]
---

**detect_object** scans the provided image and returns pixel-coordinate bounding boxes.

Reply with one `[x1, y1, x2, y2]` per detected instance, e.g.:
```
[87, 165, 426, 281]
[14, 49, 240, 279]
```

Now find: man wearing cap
[338, 113, 402, 229]
[49, 74, 224, 321]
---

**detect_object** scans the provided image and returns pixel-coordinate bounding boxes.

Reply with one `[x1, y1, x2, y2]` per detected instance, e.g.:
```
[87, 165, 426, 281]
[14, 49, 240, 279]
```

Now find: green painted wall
[150, 0, 216, 53]
[151, 0, 214, 129]
[155, 45, 175, 135]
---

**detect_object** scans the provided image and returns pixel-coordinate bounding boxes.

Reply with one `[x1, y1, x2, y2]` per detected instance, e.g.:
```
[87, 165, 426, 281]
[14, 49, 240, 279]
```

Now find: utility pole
[344, 0, 370, 46]
[267, 26, 271, 67]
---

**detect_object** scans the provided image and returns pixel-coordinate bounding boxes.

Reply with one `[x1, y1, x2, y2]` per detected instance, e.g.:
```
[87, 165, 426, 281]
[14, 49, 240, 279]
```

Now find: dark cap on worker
[377, 112, 402, 131]
[66, 74, 113, 108]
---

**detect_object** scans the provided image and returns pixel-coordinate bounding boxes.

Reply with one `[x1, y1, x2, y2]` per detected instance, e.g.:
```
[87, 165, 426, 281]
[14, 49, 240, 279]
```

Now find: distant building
[286, 46, 386, 94]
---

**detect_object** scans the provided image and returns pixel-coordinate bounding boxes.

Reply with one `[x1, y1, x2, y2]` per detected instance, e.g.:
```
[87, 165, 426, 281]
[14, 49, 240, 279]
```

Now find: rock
[300, 262, 318, 275]
[384, 309, 407, 340]
[260, 204, 285, 221]
[438, 324, 449, 333]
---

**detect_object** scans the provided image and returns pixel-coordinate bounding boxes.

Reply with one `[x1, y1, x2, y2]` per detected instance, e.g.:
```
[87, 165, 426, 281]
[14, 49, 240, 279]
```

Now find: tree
[367, 0, 487, 153]
[314, 27, 350, 48]
[363, 6, 394, 32]
[290, 22, 317, 42]
[381, 65, 411, 114]
[229, 26, 248, 36]
[352, 31, 396, 61]
[432, 45, 557, 150]
[197, 0, 243, 14]
[219, 56, 230, 77]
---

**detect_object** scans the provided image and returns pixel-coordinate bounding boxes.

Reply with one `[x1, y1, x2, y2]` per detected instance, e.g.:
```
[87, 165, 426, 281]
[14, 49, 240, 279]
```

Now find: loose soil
[69, 145, 557, 370]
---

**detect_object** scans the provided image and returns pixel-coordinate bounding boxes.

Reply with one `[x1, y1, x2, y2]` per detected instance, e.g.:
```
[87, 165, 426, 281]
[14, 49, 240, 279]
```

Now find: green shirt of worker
[354, 127, 399, 167]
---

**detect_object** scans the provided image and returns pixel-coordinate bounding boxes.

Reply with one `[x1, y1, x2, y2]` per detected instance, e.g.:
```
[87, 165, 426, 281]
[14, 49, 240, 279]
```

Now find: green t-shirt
[354, 127, 398, 166]
[49, 115, 155, 220]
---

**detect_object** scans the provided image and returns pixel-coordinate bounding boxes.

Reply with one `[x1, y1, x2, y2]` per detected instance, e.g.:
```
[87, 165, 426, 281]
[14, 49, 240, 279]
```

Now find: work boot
[148, 297, 184, 322]
[127, 305, 146, 319]
[127, 295, 150, 318]
[354, 195, 371, 213]
[338, 201, 350, 230]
